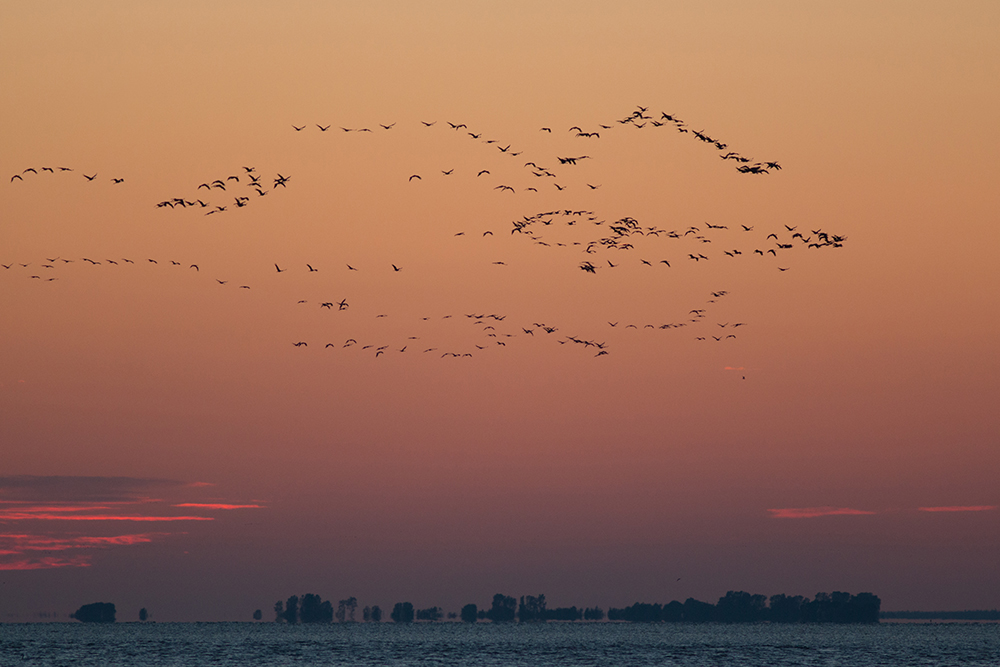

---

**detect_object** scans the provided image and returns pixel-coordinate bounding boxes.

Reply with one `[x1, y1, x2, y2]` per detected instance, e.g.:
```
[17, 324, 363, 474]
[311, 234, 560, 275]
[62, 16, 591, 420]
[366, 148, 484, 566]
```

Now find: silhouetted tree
[847, 592, 881, 623]
[461, 604, 478, 623]
[662, 600, 684, 621]
[138, 607, 148, 622]
[334, 596, 357, 622]
[71, 602, 116, 623]
[300, 594, 334, 623]
[583, 606, 605, 621]
[370, 605, 382, 622]
[346, 597, 358, 622]
[767, 594, 805, 623]
[486, 594, 517, 623]
[518, 594, 546, 622]
[391, 602, 414, 623]
[416, 606, 443, 621]
[282, 595, 299, 623]
[274, 601, 284, 622]
[682, 597, 715, 622]
[715, 591, 767, 622]
[253, 609, 263, 621]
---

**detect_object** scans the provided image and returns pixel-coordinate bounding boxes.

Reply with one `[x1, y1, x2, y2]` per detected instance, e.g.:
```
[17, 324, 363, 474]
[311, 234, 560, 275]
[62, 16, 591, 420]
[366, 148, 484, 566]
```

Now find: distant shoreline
[881, 611, 1000, 622]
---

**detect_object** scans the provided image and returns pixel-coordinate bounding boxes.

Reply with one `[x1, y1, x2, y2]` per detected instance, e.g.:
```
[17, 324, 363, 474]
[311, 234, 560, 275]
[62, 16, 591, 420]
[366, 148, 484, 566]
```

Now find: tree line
[268, 591, 880, 624]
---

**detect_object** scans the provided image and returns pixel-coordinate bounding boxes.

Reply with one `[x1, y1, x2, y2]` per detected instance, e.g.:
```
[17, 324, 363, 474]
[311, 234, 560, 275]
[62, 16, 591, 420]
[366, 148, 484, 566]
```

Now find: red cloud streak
[0, 556, 92, 570]
[1, 533, 162, 552]
[172, 503, 264, 510]
[0, 512, 213, 521]
[767, 507, 876, 519]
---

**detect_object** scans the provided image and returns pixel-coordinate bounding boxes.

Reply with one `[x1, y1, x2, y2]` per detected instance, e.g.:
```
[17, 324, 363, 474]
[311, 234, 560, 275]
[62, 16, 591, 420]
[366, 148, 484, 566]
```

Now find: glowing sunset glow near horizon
[1, 2, 999, 621]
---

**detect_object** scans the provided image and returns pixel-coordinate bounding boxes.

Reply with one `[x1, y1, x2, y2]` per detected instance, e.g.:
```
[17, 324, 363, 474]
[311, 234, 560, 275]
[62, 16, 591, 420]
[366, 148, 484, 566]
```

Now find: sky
[1, 1, 999, 621]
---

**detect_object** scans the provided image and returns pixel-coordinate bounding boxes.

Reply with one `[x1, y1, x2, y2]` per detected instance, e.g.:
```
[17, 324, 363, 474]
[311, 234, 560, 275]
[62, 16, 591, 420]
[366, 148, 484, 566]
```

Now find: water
[1, 622, 999, 666]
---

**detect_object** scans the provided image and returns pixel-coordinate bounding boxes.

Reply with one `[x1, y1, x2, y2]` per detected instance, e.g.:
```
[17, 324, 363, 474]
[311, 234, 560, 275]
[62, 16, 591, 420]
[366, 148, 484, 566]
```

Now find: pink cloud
[0, 511, 213, 521]
[767, 507, 876, 519]
[918, 505, 996, 513]
[0, 533, 163, 552]
[0, 556, 92, 571]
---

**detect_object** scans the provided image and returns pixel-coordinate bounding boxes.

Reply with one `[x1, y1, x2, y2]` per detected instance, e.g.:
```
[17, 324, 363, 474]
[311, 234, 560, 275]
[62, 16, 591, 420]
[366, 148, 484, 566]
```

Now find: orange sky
[2, 1, 999, 621]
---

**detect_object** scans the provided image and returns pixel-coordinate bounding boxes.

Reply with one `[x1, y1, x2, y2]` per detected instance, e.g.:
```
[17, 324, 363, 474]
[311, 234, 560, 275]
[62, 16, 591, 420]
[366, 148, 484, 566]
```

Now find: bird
[275, 264, 285, 273]
[83, 173, 97, 181]
[391, 264, 401, 271]
[307, 264, 318, 272]
[293, 342, 307, 347]
[292, 125, 305, 131]
[317, 124, 330, 131]
[409, 174, 421, 181]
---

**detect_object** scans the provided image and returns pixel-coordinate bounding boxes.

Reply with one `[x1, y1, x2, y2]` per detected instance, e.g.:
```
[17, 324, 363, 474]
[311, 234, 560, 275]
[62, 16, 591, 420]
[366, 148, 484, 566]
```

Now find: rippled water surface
[2, 622, 999, 666]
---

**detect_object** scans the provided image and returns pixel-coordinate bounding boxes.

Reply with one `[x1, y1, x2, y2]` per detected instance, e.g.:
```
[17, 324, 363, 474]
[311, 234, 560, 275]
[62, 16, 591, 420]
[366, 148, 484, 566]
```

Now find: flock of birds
[155, 167, 290, 215]
[9, 166, 122, 184]
[6, 104, 848, 362]
[1, 252, 746, 358]
[497, 209, 846, 274]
